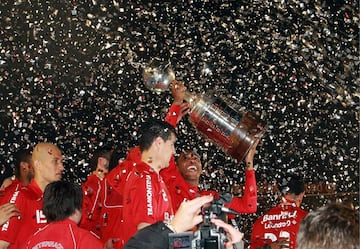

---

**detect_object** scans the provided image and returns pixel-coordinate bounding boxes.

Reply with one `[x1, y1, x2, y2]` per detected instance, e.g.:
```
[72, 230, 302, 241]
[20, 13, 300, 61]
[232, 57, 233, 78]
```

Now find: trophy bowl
[143, 65, 175, 93]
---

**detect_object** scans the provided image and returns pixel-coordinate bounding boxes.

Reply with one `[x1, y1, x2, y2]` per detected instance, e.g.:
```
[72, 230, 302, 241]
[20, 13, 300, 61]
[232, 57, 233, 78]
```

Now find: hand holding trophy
[143, 64, 266, 162]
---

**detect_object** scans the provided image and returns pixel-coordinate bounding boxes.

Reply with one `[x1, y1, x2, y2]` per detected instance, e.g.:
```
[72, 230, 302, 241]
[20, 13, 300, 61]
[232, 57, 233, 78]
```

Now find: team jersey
[250, 198, 308, 249]
[0, 180, 47, 249]
[98, 103, 178, 247]
[0, 179, 23, 205]
[160, 158, 258, 214]
[100, 156, 138, 248]
[25, 218, 103, 249]
[122, 161, 174, 246]
[79, 174, 104, 238]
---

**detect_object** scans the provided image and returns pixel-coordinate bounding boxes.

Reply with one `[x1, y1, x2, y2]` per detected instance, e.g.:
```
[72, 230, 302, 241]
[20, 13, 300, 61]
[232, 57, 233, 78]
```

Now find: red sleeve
[78, 229, 104, 248]
[0, 190, 27, 244]
[106, 159, 136, 195]
[226, 169, 257, 214]
[79, 176, 102, 237]
[164, 103, 182, 127]
[123, 172, 157, 227]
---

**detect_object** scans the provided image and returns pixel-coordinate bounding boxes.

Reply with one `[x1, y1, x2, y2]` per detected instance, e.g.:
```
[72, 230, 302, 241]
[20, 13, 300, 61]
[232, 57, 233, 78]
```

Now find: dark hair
[43, 181, 83, 222]
[279, 174, 304, 195]
[14, 148, 32, 178]
[297, 203, 359, 249]
[108, 146, 127, 171]
[90, 146, 113, 171]
[138, 119, 176, 152]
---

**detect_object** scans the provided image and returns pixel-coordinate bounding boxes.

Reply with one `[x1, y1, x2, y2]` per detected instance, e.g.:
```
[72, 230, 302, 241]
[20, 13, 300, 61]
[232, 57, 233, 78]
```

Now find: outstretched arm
[244, 139, 259, 171]
[164, 80, 189, 127]
[226, 139, 260, 214]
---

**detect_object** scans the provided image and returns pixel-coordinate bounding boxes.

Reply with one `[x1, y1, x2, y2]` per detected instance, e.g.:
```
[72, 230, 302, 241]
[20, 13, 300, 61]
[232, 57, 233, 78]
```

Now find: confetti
[0, 0, 358, 240]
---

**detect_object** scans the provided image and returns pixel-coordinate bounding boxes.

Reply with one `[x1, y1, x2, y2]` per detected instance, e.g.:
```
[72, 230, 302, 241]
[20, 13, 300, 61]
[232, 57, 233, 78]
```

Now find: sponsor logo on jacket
[146, 175, 153, 216]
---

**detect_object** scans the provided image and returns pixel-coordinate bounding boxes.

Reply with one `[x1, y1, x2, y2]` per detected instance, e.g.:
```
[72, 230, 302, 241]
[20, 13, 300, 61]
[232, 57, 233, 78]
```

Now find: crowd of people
[0, 81, 358, 249]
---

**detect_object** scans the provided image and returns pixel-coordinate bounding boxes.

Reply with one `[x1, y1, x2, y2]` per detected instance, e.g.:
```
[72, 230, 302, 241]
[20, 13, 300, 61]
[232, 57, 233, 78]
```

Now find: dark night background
[0, 0, 358, 239]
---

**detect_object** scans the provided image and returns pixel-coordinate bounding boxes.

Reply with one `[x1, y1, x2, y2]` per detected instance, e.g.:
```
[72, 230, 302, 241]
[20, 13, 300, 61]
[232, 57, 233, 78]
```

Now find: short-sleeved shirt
[0, 179, 47, 249]
[122, 161, 174, 246]
[25, 218, 103, 249]
[250, 199, 308, 249]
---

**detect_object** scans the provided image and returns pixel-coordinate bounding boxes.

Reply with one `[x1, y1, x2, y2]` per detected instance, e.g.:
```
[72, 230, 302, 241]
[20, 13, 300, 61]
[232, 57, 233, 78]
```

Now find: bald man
[0, 142, 64, 249]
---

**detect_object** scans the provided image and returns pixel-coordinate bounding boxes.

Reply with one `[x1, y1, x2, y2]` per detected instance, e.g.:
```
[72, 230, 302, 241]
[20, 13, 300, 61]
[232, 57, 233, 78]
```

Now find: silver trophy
[143, 65, 266, 162]
[143, 65, 175, 94]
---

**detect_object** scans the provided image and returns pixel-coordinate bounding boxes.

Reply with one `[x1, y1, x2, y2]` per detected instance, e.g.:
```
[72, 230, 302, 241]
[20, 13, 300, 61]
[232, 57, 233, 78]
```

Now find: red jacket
[160, 157, 258, 214]
[250, 198, 308, 249]
[0, 180, 47, 249]
[100, 154, 139, 248]
[161, 102, 257, 214]
[97, 103, 179, 248]
[79, 174, 104, 238]
[25, 219, 103, 249]
[122, 161, 174, 246]
[0, 179, 23, 205]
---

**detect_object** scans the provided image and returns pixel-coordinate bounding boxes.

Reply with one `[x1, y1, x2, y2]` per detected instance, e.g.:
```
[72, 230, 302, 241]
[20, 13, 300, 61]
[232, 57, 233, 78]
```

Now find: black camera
[168, 193, 240, 249]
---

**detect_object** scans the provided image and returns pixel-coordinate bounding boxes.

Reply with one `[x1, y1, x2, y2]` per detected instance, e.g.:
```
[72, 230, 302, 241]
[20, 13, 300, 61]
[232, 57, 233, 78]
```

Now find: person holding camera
[124, 195, 244, 249]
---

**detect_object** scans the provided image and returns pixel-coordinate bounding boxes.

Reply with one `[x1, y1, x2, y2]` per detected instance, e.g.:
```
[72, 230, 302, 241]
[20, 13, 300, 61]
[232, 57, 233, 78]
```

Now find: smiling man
[160, 142, 259, 215]
[176, 150, 202, 186]
[0, 142, 64, 249]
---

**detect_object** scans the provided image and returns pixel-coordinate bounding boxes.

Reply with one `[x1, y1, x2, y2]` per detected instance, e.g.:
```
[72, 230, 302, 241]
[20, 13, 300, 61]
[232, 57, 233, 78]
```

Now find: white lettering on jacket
[262, 210, 297, 223]
[161, 189, 168, 202]
[1, 191, 48, 232]
[264, 220, 291, 229]
[36, 210, 47, 224]
[31, 241, 64, 249]
[1, 191, 20, 231]
[146, 175, 153, 216]
[9, 191, 19, 204]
